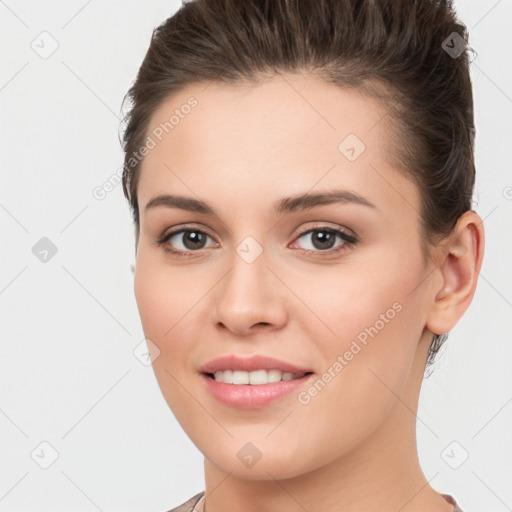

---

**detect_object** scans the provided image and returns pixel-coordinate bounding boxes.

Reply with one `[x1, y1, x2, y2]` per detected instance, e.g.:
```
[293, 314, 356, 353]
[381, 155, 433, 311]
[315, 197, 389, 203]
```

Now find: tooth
[248, 370, 268, 385]
[232, 370, 250, 384]
[267, 369, 282, 383]
[282, 372, 294, 381]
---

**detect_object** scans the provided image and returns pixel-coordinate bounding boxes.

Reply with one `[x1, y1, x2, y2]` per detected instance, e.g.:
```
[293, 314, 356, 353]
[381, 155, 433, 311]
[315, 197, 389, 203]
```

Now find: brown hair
[120, 0, 477, 370]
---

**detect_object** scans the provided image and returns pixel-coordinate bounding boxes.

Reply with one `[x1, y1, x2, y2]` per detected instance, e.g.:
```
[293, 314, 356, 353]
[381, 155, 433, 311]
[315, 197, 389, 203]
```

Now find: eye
[156, 227, 218, 257]
[291, 226, 357, 255]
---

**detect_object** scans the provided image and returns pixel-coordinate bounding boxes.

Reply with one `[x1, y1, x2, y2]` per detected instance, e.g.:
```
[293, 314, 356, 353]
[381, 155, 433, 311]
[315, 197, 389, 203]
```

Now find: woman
[120, 0, 484, 510]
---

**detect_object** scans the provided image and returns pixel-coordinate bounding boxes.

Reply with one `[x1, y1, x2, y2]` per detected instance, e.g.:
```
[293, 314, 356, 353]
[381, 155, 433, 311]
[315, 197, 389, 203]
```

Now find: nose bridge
[222, 235, 271, 308]
[212, 233, 287, 333]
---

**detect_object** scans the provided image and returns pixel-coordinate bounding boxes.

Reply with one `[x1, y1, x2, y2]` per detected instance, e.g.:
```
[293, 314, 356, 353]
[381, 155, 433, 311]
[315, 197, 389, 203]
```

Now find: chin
[209, 452, 310, 481]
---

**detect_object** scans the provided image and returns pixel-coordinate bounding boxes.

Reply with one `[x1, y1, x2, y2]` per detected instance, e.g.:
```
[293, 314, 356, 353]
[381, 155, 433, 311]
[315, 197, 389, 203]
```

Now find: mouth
[198, 354, 315, 408]
[201, 370, 316, 409]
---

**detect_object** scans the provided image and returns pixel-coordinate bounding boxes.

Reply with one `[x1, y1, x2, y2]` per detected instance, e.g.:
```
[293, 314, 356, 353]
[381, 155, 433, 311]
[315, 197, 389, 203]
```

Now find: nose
[212, 244, 288, 337]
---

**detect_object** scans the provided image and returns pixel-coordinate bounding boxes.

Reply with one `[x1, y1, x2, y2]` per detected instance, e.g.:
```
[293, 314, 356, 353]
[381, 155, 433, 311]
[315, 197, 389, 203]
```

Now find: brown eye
[157, 228, 218, 255]
[294, 227, 357, 255]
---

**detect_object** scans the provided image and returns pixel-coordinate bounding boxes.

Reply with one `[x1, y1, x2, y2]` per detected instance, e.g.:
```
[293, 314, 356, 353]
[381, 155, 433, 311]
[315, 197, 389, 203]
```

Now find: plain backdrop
[0, 1, 511, 511]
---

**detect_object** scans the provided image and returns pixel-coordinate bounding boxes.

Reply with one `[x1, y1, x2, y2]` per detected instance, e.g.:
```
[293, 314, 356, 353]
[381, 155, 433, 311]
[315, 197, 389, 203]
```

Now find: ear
[426, 210, 485, 335]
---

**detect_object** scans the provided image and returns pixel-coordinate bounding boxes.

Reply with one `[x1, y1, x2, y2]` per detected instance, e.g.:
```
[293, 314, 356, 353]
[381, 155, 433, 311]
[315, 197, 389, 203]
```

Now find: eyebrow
[144, 189, 377, 216]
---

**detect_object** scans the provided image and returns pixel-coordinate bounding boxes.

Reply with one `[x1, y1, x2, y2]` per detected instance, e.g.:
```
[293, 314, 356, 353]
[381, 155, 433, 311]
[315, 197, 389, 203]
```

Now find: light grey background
[0, 1, 511, 511]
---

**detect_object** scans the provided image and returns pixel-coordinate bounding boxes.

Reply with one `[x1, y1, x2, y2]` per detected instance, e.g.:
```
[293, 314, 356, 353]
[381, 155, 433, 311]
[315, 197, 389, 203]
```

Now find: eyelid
[160, 223, 216, 239]
[291, 221, 357, 241]
[159, 222, 355, 241]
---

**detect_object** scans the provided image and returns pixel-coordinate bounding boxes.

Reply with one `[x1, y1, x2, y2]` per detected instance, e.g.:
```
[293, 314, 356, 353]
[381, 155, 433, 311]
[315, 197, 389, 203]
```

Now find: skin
[133, 73, 484, 512]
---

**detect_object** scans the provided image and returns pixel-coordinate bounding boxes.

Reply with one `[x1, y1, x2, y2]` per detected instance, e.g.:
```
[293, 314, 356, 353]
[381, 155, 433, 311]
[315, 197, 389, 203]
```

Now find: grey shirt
[165, 491, 464, 511]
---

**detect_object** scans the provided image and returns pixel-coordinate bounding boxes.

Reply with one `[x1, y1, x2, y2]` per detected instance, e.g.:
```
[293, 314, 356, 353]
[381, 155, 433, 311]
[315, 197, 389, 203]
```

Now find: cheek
[133, 259, 199, 414]
[134, 263, 169, 341]
[133, 253, 195, 383]
[292, 255, 422, 348]
[291, 251, 427, 402]
[134, 248, 199, 340]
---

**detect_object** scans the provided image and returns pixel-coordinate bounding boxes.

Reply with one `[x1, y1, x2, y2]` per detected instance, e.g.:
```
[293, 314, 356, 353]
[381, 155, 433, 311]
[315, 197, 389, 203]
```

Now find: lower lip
[201, 373, 314, 409]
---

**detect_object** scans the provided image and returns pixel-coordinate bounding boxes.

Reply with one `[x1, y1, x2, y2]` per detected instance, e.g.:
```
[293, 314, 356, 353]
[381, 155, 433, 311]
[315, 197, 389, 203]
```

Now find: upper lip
[199, 355, 313, 375]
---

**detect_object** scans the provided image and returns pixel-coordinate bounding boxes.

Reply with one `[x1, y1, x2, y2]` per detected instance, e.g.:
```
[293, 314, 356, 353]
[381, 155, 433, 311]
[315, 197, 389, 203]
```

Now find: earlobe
[426, 210, 485, 335]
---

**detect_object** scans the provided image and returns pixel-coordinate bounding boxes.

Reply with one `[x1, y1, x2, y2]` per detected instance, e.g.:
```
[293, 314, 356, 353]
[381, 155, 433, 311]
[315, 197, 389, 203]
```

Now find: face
[133, 74, 437, 480]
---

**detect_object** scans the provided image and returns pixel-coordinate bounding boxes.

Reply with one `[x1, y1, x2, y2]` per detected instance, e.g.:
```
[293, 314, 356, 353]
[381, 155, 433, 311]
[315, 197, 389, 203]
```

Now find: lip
[198, 354, 315, 409]
[198, 354, 313, 374]
[201, 373, 315, 409]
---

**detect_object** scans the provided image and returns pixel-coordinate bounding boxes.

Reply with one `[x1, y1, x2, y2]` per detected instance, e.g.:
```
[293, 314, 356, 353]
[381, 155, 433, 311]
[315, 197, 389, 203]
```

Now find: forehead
[144, 73, 391, 164]
[137, 73, 418, 220]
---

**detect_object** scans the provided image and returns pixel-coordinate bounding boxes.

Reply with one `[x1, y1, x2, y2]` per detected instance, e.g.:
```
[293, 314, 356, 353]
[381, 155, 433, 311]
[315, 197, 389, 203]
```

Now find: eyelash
[155, 225, 358, 259]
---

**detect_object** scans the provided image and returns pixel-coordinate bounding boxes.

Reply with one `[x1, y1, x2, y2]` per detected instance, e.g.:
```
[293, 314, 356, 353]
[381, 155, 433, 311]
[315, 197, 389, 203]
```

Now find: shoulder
[163, 491, 205, 512]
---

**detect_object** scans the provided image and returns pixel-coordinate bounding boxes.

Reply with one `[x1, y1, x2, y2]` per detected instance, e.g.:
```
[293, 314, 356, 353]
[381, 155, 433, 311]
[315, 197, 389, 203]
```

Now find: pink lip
[198, 354, 313, 374]
[201, 373, 314, 409]
[198, 355, 314, 409]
